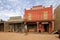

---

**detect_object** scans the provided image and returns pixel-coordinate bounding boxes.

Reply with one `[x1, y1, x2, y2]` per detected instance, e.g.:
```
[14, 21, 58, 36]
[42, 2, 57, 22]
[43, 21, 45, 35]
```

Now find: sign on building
[42, 22, 48, 24]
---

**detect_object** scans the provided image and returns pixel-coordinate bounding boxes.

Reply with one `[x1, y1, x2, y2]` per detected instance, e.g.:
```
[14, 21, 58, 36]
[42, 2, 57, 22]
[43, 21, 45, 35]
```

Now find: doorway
[27, 24, 37, 32]
[44, 24, 49, 32]
[0, 23, 4, 32]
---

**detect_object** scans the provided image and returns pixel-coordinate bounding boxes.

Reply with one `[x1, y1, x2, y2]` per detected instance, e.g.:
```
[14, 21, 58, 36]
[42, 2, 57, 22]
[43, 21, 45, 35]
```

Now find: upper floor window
[44, 11, 48, 20]
[28, 13, 32, 20]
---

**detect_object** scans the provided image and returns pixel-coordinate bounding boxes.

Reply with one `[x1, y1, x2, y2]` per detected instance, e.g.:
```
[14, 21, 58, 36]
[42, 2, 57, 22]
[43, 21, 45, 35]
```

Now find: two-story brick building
[24, 5, 54, 33]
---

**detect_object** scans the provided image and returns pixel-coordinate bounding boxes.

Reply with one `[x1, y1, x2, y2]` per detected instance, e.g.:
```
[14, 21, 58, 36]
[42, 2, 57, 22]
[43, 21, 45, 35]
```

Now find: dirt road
[0, 32, 59, 40]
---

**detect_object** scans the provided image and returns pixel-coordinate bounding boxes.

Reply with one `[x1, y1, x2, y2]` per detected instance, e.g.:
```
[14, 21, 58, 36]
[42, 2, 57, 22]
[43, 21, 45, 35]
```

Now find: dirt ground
[0, 32, 60, 40]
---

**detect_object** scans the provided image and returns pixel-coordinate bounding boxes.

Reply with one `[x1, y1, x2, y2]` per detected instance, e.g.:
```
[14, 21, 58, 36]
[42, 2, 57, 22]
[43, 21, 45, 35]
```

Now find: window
[44, 11, 48, 20]
[28, 13, 32, 20]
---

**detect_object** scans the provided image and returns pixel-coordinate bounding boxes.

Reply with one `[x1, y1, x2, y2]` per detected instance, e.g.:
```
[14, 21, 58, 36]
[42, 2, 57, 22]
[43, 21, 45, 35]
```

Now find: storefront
[8, 16, 24, 32]
[0, 22, 9, 32]
[24, 5, 54, 33]
[24, 21, 53, 33]
[38, 21, 53, 33]
[8, 22, 24, 32]
[26, 22, 37, 32]
[0, 22, 4, 32]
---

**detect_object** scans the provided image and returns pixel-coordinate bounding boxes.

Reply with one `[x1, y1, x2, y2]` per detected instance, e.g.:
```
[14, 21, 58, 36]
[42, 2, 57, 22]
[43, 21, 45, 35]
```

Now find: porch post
[37, 22, 39, 32]
[24, 22, 27, 32]
[49, 22, 53, 33]
[4, 22, 9, 32]
[14, 24, 17, 32]
[52, 21, 54, 31]
[49, 23, 51, 33]
[14, 24, 15, 32]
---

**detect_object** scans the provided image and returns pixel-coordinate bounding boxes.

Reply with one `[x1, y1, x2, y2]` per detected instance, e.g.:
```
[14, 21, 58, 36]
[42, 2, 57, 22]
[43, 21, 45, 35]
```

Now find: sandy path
[0, 32, 60, 40]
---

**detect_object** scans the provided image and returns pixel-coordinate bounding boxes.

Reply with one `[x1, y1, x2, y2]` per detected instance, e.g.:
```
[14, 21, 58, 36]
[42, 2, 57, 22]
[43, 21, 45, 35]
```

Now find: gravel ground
[0, 32, 60, 40]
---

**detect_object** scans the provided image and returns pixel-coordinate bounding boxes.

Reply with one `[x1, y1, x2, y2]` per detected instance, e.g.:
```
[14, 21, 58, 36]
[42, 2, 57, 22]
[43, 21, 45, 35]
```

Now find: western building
[24, 5, 54, 33]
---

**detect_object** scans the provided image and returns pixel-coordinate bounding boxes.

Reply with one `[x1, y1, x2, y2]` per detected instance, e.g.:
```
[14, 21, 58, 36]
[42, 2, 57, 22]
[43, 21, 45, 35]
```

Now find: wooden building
[8, 16, 24, 32]
[24, 5, 54, 33]
[0, 20, 9, 32]
[0, 22, 4, 32]
[54, 5, 60, 30]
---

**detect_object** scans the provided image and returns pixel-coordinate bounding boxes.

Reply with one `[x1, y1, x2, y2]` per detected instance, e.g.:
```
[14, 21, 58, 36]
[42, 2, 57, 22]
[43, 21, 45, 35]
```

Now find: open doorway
[0, 23, 4, 32]
[27, 24, 37, 32]
[44, 24, 49, 32]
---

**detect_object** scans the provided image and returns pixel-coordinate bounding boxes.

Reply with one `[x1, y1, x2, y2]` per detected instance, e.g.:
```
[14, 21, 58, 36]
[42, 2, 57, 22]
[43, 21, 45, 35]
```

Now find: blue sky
[0, 0, 60, 21]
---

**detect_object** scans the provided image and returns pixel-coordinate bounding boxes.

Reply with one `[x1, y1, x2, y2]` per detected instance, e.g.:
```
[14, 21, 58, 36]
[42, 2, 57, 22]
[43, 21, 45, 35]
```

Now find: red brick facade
[24, 5, 52, 21]
[24, 5, 54, 33]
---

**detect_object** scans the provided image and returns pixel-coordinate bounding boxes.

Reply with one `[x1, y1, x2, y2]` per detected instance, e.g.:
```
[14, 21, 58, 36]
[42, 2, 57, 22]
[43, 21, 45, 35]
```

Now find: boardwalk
[0, 32, 59, 40]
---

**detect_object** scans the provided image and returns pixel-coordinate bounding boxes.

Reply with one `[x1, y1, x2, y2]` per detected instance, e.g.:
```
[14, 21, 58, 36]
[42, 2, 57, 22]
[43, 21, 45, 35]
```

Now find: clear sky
[0, 0, 60, 21]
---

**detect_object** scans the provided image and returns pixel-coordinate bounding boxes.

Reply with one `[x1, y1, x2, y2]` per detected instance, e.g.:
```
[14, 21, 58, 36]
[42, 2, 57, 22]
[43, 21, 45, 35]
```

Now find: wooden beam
[52, 21, 54, 31]
[4, 22, 9, 32]
[37, 22, 39, 32]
